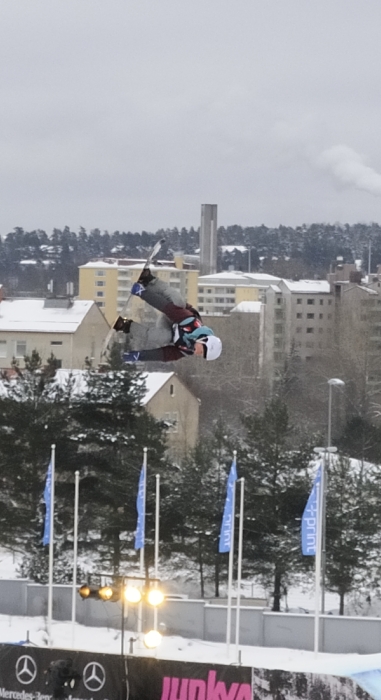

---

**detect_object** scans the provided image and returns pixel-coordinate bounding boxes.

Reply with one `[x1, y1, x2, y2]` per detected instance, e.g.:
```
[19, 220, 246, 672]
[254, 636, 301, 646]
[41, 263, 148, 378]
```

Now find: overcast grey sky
[1, 0, 381, 234]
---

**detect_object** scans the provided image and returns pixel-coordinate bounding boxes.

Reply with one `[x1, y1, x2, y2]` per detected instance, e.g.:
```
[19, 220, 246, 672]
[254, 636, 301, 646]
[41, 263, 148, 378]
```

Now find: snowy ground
[3, 611, 381, 681]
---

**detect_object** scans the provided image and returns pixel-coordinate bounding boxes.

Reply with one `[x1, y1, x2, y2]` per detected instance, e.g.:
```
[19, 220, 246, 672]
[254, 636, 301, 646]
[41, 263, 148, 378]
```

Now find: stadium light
[143, 629, 162, 649]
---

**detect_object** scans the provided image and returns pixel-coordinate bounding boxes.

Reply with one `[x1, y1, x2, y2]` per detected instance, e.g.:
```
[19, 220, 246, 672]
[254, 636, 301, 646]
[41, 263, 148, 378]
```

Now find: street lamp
[322, 377, 345, 613]
[327, 378, 345, 449]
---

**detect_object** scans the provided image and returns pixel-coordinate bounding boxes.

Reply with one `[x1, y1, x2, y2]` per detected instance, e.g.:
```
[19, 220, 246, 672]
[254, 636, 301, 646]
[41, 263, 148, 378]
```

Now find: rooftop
[0, 299, 96, 333]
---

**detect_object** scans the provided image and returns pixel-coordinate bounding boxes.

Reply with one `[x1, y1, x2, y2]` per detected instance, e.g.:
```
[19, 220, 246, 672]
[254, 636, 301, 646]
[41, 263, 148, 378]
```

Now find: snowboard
[100, 238, 165, 359]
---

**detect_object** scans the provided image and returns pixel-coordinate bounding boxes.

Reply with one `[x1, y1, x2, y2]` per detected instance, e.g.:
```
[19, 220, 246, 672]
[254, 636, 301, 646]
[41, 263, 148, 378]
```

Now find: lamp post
[321, 377, 345, 613]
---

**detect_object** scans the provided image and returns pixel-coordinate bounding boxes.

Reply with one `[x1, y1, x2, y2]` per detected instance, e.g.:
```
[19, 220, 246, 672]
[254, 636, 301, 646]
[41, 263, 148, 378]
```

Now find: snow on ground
[2, 612, 381, 680]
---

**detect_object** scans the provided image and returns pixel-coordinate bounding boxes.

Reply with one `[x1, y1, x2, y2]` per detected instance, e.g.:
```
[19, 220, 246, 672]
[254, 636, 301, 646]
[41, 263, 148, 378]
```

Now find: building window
[170, 383, 175, 396]
[274, 324, 283, 335]
[307, 313, 315, 319]
[296, 298, 302, 304]
[307, 299, 315, 305]
[199, 306, 204, 312]
[319, 313, 323, 319]
[164, 411, 178, 432]
[277, 298, 282, 305]
[96, 270, 105, 276]
[306, 327, 314, 334]
[95, 281, 105, 287]
[305, 356, 312, 361]
[15, 340, 27, 357]
[96, 301, 105, 308]
[306, 341, 314, 348]
[96, 291, 104, 298]
[296, 312, 302, 319]
[328, 314, 332, 320]
[320, 299, 324, 305]
[0, 340, 6, 358]
[328, 300, 332, 305]
[51, 341, 63, 346]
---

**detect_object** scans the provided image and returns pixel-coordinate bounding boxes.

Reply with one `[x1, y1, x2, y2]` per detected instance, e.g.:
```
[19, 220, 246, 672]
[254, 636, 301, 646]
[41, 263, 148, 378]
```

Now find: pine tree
[239, 398, 313, 610]
[0, 351, 77, 577]
[325, 455, 380, 614]
[68, 364, 169, 576]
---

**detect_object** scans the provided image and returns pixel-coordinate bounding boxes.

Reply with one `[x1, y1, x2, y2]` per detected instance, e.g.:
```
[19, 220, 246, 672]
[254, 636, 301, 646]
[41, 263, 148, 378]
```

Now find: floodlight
[146, 588, 165, 607]
[143, 629, 162, 649]
[124, 585, 142, 604]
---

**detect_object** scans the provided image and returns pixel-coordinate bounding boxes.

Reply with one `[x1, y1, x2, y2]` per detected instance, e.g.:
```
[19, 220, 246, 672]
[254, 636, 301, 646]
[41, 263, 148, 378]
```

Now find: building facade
[0, 298, 109, 370]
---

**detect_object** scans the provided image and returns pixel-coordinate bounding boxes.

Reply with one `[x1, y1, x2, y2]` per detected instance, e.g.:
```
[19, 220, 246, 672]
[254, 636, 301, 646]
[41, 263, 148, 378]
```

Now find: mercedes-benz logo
[83, 662, 106, 692]
[15, 655, 37, 685]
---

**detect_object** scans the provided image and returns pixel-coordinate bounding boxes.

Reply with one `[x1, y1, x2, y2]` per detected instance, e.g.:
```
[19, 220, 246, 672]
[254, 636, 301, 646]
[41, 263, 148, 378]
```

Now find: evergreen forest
[2, 222, 381, 297]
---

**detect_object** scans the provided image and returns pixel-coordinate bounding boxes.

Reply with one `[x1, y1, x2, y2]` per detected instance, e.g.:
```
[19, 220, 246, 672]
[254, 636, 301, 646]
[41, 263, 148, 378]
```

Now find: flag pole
[47, 443, 55, 647]
[235, 477, 244, 662]
[226, 450, 237, 656]
[154, 473, 160, 631]
[138, 447, 147, 636]
[71, 470, 79, 649]
[314, 461, 324, 655]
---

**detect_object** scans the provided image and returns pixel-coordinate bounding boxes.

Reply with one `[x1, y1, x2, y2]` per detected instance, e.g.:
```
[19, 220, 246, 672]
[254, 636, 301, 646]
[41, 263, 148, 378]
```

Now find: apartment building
[261, 280, 334, 381]
[197, 272, 280, 316]
[79, 259, 199, 325]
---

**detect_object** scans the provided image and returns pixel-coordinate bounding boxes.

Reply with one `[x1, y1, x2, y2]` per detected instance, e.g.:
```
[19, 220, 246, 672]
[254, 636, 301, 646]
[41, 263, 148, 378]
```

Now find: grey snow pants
[128, 277, 186, 351]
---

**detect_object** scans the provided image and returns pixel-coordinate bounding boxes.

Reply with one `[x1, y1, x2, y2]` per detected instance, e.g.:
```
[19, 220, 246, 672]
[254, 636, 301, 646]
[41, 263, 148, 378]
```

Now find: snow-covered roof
[0, 299, 95, 333]
[53, 369, 175, 405]
[231, 301, 262, 313]
[344, 285, 378, 295]
[141, 372, 174, 405]
[198, 271, 280, 285]
[281, 280, 331, 294]
[79, 260, 118, 269]
[220, 245, 248, 253]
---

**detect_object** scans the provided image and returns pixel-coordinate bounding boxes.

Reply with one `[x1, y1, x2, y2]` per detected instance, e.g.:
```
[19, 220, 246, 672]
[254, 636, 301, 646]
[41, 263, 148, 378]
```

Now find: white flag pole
[154, 473, 160, 631]
[47, 443, 55, 647]
[226, 450, 237, 656]
[138, 447, 147, 635]
[71, 470, 79, 649]
[314, 462, 324, 655]
[235, 477, 245, 661]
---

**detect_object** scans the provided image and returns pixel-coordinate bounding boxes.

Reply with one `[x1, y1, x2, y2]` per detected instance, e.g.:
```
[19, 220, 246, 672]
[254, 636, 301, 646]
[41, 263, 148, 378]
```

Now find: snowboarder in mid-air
[113, 268, 222, 363]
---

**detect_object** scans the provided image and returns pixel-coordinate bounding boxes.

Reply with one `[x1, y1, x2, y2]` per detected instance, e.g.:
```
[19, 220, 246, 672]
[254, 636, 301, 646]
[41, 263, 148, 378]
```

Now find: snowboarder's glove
[131, 282, 145, 297]
[122, 351, 141, 363]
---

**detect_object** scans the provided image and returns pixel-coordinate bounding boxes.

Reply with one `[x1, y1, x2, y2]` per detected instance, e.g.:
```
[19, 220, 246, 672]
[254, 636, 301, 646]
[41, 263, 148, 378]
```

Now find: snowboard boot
[137, 267, 155, 287]
[113, 317, 133, 334]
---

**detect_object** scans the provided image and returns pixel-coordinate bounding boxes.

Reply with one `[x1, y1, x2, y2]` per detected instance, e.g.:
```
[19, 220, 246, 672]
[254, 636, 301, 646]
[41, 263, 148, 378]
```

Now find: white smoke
[318, 145, 381, 197]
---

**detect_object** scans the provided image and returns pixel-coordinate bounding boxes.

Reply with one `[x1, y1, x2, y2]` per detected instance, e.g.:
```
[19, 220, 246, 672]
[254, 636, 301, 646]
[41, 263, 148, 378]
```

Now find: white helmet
[203, 335, 222, 361]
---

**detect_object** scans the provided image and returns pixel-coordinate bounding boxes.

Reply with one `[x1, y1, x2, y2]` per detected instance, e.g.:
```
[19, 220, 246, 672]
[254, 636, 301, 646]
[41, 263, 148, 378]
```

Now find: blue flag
[42, 460, 52, 546]
[301, 464, 322, 556]
[134, 466, 145, 550]
[219, 459, 238, 553]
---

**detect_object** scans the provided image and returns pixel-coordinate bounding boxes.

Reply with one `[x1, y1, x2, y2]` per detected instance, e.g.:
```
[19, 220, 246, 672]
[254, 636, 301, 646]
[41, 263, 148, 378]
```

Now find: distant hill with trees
[2, 222, 381, 296]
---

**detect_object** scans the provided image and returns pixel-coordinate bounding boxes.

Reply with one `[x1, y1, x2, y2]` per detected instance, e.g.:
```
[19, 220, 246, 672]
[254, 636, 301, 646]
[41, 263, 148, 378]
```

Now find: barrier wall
[0, 644, 376, 700]
[2, 579, 381, 655]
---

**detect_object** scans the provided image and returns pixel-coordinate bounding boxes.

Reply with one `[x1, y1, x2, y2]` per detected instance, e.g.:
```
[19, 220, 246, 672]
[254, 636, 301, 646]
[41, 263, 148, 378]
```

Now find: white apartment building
[198, 271, 281, 316]
[261, 280, 334, 381]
